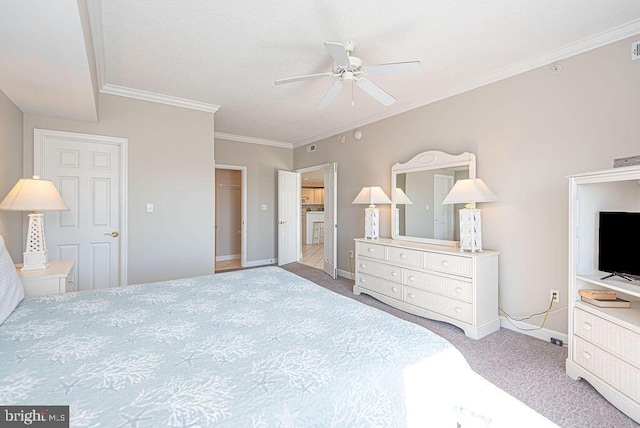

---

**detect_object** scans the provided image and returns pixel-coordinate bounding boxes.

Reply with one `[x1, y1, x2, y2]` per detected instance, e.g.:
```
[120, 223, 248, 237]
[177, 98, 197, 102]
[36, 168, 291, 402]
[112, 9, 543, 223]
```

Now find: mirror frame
[391, 150, 476, 246]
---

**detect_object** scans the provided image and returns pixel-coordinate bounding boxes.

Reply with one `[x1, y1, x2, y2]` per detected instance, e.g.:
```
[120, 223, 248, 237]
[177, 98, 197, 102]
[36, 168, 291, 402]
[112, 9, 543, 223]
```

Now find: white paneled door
[277, 170, 299, 266]
[433, 174, 454, 240]
[35, 130, 127, 291]
[323, 163, 337, 278]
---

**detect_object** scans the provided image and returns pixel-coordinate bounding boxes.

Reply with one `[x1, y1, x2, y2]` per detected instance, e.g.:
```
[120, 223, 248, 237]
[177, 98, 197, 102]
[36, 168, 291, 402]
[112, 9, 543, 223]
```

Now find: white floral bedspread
[0, 266, 546, 427]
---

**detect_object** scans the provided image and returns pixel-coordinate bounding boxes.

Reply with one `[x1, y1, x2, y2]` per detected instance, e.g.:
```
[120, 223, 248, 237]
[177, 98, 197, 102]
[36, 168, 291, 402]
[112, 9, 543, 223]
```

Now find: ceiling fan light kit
[275, 41, 423, 109]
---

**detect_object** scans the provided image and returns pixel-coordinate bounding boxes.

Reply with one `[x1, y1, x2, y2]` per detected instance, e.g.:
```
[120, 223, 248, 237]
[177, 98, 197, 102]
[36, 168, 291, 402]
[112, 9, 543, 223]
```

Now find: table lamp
[442, 178, 497, 252]
[0, 176, 68, 270]
[394, 188, 413, 236]
[352, 186, 391, 239]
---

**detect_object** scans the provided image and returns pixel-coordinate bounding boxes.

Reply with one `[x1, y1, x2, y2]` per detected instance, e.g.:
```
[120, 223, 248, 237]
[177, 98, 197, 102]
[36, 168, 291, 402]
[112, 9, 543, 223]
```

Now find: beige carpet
[281, 262, 639, 428]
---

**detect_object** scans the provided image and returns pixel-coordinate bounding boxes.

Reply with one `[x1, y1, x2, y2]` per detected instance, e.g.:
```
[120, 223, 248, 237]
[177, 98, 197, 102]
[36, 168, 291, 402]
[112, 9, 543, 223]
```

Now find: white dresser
[354, 238, 499, 339]
[566, 166, 640, 423]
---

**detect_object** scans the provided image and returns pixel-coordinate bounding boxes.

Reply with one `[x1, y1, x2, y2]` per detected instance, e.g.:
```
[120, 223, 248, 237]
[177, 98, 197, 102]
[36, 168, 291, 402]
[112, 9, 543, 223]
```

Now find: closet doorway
[215, 165, 247, 272]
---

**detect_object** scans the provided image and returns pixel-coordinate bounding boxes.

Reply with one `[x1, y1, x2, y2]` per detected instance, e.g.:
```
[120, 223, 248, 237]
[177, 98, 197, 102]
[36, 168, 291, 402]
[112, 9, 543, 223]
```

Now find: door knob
[105, 231, 119, 237]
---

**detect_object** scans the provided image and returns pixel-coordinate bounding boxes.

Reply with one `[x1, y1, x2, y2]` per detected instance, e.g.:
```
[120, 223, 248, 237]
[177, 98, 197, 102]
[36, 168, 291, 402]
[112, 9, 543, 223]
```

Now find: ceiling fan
[275, 41, 423, 109]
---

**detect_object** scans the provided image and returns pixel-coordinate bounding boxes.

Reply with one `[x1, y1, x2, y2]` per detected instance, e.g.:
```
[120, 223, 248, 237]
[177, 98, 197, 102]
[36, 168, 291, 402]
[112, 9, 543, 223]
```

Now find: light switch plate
[146, 203, 154, 213]
[261, 204, 267, 211]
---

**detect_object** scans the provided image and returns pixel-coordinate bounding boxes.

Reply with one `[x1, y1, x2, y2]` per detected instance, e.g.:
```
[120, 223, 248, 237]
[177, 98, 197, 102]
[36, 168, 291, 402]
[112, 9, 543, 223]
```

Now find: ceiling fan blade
[324, 42, 351, 68]
[363, 61, 423, 76]
[356, 79, 396, 106]
[317, 81, 344, 109]
[275, 72, 334, 85]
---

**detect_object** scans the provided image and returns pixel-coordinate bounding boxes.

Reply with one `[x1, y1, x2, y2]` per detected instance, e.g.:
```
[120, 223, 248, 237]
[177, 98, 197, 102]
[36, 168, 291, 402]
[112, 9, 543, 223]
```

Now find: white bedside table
[16, 260, 75, 297]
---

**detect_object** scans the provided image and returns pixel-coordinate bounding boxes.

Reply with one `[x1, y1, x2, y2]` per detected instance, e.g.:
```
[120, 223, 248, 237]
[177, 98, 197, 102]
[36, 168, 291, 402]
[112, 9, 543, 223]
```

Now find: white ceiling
[0, 0, 97, 122]
[2, 1, 640, 147]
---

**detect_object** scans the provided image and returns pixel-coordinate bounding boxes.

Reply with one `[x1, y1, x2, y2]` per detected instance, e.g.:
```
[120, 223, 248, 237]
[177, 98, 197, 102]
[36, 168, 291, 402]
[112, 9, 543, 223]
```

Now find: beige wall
[23, 93, 215, 285]
[0, 89, 24, 262]
[214, 139, 292, 264]
[215, 168, 241, 258]
[293, 36, 640, 334]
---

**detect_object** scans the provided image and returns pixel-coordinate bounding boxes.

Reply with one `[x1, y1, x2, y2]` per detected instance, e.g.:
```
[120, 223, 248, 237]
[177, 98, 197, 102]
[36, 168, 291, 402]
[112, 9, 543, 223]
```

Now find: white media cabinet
[566, 165, 640, 423]
[353, 238, 499, 339]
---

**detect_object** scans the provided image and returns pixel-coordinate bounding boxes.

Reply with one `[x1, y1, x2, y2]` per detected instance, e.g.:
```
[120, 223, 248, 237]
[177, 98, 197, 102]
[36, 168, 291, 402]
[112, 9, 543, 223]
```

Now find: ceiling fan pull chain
[351, 80, 355, 106]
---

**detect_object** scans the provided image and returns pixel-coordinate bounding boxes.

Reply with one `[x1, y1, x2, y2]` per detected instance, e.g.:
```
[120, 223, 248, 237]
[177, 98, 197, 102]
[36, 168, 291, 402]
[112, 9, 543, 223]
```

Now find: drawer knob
[400, 253, 407, 259]
[408, 293, 415, 299]
[455, 287, 463, 293]
[455, 307, 463, 313]
[368, 248, 374, 253]
[442, 260, 449, 267]
[583, 351, 592, 360]
[392, 287, 398, 293]
[360, 278, 365, 283]
[360, 264, 366, 268]
[391, 271, 398, 277]
[408, 276, 415, 281]
[582, 322, 591, 331]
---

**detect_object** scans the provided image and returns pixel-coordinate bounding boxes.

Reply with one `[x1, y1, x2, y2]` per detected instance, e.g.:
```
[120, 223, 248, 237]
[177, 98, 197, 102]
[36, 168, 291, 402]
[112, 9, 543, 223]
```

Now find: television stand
[600, 272, 640, 282]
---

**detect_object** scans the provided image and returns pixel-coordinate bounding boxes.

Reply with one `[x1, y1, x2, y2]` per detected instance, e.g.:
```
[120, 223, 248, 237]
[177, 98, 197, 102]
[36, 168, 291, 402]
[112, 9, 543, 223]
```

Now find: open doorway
[300, 168, 325, 269]
[215, 165, 247, 272]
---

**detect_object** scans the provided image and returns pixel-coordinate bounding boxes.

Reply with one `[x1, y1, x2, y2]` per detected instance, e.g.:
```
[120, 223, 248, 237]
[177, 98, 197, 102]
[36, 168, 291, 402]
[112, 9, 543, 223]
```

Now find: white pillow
[0, 234, 24, 325]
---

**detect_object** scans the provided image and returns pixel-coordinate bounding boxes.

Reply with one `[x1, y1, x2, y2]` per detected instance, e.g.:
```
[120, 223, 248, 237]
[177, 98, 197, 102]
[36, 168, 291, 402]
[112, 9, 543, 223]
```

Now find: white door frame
[214, 164, 247, 268]
[433, 174, 454, 240]
[296, 163, 337, 277]
[277, 170, 301, 265]
[33, 128, 129, 285]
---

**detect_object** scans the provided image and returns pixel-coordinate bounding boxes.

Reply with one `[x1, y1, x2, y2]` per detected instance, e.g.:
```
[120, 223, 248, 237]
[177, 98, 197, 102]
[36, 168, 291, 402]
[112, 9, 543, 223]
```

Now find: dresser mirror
[391, 150, 476, 246]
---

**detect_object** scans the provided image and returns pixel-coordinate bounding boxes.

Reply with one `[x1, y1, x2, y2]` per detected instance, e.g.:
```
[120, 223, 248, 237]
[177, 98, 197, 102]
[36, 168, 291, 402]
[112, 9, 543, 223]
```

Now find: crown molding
[101, 84, 221, 113]
[293, 19, 640, 148]
[214, 132, 293, 149]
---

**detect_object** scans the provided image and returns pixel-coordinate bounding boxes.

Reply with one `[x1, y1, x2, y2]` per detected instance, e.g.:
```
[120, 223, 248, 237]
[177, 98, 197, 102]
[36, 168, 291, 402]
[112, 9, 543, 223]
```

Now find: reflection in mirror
[391, 151, 476, 247]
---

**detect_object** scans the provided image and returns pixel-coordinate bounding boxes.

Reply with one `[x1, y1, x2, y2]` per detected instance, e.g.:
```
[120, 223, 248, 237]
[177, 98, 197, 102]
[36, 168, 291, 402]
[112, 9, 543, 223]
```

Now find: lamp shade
[394, 188, 413, 205]
[352, 186, 392, 205]
[442, 178, 497, 205]
[0, 176, 68, 212]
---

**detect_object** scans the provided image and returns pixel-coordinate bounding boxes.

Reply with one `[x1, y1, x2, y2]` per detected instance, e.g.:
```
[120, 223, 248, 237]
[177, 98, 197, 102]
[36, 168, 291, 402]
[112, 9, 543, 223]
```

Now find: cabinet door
[315, 188, 324, 204]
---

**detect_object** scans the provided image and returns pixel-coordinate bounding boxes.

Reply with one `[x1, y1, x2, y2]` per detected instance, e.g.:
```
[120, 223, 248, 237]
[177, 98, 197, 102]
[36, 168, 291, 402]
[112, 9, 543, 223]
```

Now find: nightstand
[16, 260, 75, 297]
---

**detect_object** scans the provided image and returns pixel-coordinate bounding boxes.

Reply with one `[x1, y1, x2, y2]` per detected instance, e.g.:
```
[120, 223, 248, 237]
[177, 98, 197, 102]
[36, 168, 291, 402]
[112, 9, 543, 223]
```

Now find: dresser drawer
[424, 253, 472, 277]
[356, 273, 402, 301]
[574, 308, 640, 366]
[357, 242, 385, 260]
[387, 247, 422, 268]
[403, 287, 473, 324]
[404, 269, 472, 303]
[357, 259, 402, 282]
[574, 336, 640, 403]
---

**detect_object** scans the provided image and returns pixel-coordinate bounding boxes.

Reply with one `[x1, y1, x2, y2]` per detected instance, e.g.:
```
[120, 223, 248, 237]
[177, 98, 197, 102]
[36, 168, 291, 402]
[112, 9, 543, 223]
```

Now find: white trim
[244, 258, 277, 268]
[293, 19, 640, 148]
[86, 0, 106, 90]
[499, 316, 569, 344]
[215, 164, 247, 268]
[33, 128, 129, 286]
[295, 163, 332, 174]
[214, 132, 293, 149]
[215, 254, 240, 262]
[101, 84, 220, 113]
[337, 268, 353, 280]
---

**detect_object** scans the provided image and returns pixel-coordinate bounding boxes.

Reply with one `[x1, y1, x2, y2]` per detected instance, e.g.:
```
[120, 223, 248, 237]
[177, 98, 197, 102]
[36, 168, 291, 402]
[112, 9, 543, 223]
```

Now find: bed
[0, 254, 556, 426]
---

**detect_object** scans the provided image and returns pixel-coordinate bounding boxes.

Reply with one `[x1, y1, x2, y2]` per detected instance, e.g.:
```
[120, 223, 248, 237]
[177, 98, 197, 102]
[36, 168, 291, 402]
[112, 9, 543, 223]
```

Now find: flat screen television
[598, 211, 640, 280]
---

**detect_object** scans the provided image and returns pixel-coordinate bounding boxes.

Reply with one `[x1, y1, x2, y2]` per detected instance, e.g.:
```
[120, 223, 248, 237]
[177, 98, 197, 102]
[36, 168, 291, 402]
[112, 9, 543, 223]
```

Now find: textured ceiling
[4, 2, 640, 146]
[101, 1, 640, 146]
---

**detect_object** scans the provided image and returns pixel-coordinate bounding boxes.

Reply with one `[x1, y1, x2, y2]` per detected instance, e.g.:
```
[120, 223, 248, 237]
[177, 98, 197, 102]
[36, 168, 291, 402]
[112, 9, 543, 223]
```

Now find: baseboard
[499, 316, 569, 344]
[337, 268, 354, 280]
[244, 258, 277, 268]
[215, 254, 240, 262]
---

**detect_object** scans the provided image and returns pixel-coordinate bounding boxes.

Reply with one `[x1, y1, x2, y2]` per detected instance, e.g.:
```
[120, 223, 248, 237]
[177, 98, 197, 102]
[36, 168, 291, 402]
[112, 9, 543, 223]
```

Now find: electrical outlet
[349, 251, 354, 258]
[550, 289, 560, 304]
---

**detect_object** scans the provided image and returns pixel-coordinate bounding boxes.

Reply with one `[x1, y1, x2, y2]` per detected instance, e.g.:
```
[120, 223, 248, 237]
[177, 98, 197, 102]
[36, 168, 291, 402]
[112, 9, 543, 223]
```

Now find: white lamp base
[459, 208, 483, 253]
[22, 213, 49, 270]
[364, 207, 380, 239]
